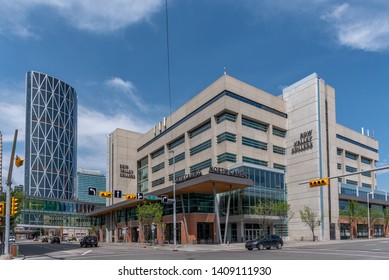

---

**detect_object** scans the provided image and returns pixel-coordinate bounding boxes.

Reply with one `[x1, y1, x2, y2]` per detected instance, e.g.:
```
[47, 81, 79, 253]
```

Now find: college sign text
[120, 164, 136, 179]
[291, 130, 313, 155]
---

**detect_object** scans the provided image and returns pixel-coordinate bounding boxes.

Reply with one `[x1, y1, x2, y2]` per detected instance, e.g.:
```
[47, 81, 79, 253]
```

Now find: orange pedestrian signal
[309, 178, 329, 188]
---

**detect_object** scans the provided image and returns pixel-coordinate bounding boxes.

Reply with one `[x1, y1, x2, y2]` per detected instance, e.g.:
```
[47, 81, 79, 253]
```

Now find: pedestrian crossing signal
[309, 178, 329, 188]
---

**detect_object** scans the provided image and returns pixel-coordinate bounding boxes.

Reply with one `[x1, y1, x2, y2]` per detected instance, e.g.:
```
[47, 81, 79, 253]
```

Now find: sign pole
[3, 130, 18, 258]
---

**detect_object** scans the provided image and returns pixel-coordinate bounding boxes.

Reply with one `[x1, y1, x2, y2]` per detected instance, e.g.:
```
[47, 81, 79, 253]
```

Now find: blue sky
[1, 0, 389, 191]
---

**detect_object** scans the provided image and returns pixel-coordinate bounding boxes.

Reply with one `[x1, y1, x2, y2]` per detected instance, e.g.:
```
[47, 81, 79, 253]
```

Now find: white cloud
[76, 104, 152, 171]
[323, 3, 389, 52]
[245, 0, 389, 52]
[105, 77, 150, 113]
[0, 0, 164, 37]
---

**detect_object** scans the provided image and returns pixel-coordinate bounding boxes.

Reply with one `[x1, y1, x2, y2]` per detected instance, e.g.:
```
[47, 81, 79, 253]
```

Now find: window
[151, 147, 164, 159]
[362, 183, 372, 188]
[273, 145, 286, 155]
[190, 159, 212, 173]
[152, 177, 165, 187]
[168, 136, 185, 150]
[273, 127, 286, 138]
[242, 136, 267, 150]
[337, 148, 343, 155]
[345, 165, 357, 172]
[362, 171, 371, 177]
[337, 134, 378, 153]
[169, 152, 185, 165]
[337, 163, 342, 170]
[346, 179, 358, 185]
[242, 156, 268, 167]
[217, 153, 237, 164]
[242, 117, 268, 132]
[361, 157, 372, 164]
[217, 132, 236, 143]
[273, 163, 286, 171]
[190, 139, 212, 156]
[189, 121, 211, 138]
[216, 112, 237, 123]
[345, 151, 358, 160]
[151, 162, 165, 173]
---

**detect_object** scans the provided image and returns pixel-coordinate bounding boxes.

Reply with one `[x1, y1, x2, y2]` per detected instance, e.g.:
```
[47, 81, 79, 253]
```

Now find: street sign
[114, 190, 122, 198]
[137, 192, 144, 200]
[161, 195, 168, 203]
[145, 195, 159, 201]
[88, 187, 96, 196]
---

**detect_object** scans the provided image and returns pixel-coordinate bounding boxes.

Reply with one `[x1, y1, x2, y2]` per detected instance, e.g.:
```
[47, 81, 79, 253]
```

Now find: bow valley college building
[89, 73, 387, 245]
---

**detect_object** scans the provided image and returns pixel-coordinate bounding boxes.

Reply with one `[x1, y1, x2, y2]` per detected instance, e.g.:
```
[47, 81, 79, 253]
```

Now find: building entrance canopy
[88, 173, 252, 216]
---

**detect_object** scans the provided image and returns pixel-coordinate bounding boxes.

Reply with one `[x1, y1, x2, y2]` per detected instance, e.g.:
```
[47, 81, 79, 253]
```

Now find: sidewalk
[120, 237, 388, 252]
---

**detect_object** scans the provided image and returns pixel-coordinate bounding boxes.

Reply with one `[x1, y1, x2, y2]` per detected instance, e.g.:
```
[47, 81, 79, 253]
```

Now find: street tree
[383, 209, 389, 237]
[339, 200, 358, 239]
[300, 205, 321, 241]
[250, 200, 275, 236]
[136, 202, 163, 244]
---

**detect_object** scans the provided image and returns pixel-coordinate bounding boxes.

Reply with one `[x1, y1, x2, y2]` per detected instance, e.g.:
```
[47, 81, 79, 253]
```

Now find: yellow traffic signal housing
[15, 156, 24, 167]
[309, 178, 329, 188]
[125, 194, 137, 200]
[99, 191, 112, 198]
[0, 202, 5, 216]
[11, 197, 19, 216]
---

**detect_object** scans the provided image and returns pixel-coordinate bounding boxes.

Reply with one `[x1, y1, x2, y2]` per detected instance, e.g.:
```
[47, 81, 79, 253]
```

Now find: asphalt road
[15, 238, 389, 260]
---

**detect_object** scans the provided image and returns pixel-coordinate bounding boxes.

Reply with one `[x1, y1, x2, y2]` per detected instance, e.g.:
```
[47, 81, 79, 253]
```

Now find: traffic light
[161, 196, 168, 203]
[0, 202, 4, 216]
[125, 194, 137, 200]
[11, 197, 19, 216]
[99, 191, 112, 198]
[309, 178, 329, 188]
[15, 155, 24, 167]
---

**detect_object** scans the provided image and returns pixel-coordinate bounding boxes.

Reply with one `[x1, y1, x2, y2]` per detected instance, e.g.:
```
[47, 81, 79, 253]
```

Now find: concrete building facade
[91, 73, 379, 243]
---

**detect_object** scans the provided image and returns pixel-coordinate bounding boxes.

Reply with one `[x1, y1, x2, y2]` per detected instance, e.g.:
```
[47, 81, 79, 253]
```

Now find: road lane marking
[82, 250, 92, 256]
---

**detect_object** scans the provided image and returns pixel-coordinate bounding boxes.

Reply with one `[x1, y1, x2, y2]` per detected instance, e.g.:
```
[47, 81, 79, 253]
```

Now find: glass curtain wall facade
[77, 169, 106, 203]
[25, 71, 77, 200]
[220, 164, 287, 240]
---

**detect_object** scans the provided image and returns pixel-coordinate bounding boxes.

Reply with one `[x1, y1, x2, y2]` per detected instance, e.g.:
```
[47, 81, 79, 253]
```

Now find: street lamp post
[367, 191, 373, 239]
[169, 150, 177, 247]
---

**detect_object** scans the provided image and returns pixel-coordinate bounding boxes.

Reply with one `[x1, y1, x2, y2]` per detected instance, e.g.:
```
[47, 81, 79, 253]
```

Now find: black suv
[51, 236, 61, 244]
[245, 235, 283, 250]
[80, 236, 98, 247]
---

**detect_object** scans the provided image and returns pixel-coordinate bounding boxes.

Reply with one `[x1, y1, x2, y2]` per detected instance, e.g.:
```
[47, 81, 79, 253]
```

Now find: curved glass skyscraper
[25, 71, 77, 200]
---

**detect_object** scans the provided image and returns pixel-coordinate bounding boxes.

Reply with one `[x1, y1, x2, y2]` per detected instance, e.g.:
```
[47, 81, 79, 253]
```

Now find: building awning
[88, 173, 252, 216]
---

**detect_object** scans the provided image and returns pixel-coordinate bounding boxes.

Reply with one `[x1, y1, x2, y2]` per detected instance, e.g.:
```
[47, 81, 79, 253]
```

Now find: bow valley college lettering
[292, 129, 313, 155]
[209, 167, 248, 178]
[120, 164, 136, 179]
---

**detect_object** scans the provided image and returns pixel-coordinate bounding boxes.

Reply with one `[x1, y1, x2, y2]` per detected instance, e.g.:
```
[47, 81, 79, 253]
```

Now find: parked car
[9, 236, 16, 243]
[51, 236, 61, 244]
[245, 235, 283, 250]
[42, 237, 49, 243]
[80, 236, 98, 247]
